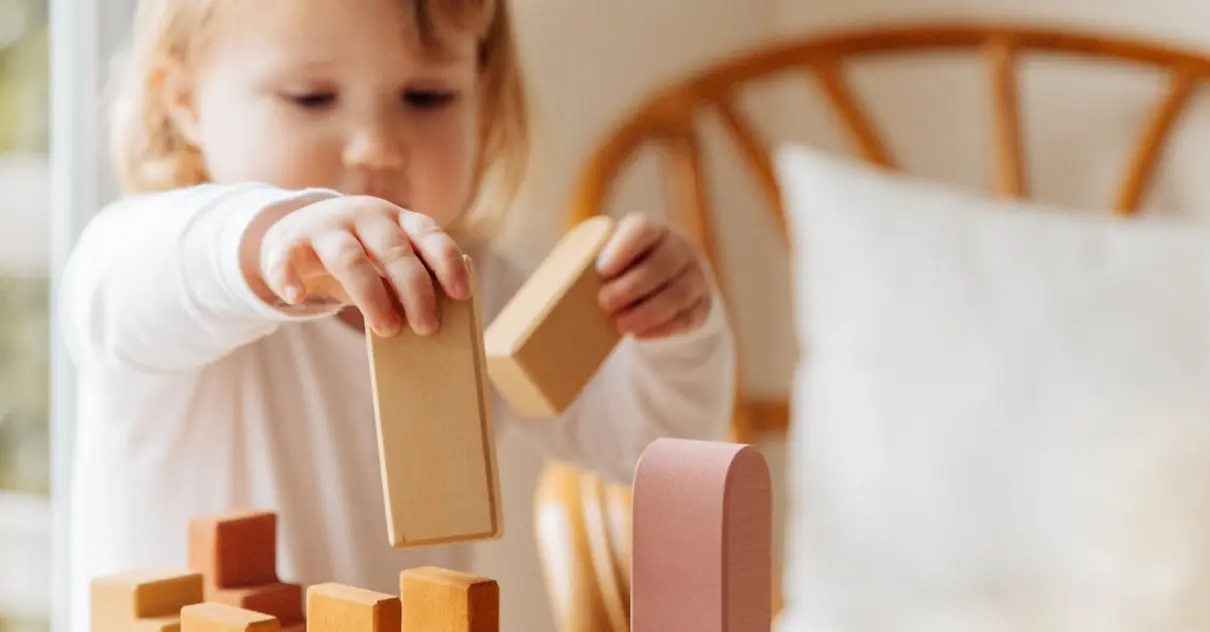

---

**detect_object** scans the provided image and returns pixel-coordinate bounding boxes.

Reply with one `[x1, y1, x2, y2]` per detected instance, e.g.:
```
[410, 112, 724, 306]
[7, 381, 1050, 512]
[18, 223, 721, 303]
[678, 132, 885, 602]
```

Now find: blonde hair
[107, 0, 529, 240]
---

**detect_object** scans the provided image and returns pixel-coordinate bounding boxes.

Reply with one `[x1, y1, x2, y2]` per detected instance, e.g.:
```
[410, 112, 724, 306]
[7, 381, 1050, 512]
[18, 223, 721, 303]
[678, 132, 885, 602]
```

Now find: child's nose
[343, 127, 406, 171]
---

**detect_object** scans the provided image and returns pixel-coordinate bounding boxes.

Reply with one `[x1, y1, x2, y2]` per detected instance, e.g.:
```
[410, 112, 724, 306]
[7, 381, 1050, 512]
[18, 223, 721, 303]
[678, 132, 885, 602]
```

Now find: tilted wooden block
[366, 255, 502, 549]
[91, 567, 204, 632]
[631, 438, 773, 632]
[306, 583, 400, 632]
[181, 603, 279, 632]
[400, 567, 498, 632]
[484, 215, 619, 418]
[188, 510, 279, 589]
[211, 582, 303, 625]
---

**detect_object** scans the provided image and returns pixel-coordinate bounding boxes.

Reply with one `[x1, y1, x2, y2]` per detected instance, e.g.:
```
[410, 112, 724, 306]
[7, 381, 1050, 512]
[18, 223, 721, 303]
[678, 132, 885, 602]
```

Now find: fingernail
[284, 284, 303, 304]
[414, 312, 437, 336]
[378, 315, 401, 337]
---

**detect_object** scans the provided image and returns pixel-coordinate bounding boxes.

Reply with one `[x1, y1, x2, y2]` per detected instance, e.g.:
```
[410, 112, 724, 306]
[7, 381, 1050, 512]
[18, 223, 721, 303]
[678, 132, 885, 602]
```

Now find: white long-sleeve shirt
[59, 182, 735, 632]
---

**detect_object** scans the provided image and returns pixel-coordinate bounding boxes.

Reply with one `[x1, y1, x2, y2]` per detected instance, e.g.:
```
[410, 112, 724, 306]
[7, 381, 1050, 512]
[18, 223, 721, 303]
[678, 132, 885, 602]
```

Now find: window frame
[41, 0, 131, 630]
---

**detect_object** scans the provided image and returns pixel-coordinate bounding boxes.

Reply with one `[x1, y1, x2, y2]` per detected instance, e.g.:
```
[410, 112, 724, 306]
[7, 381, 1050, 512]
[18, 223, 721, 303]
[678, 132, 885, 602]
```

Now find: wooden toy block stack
[187, 511, 305, 632]
[88, 217, 774, 630]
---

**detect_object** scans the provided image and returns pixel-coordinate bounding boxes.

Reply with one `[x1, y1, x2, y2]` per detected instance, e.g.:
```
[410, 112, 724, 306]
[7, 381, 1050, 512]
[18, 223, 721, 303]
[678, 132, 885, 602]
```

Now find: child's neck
[337, 307, 365, 333]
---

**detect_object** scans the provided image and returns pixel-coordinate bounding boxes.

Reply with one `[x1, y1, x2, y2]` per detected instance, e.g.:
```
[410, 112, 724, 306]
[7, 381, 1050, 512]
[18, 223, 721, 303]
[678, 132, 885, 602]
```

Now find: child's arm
[60, 183, 344, 372]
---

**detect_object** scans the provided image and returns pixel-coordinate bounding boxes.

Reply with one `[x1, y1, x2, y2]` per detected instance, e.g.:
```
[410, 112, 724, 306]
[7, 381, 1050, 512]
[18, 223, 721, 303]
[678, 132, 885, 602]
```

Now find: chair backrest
[563, 21, 1210, 442]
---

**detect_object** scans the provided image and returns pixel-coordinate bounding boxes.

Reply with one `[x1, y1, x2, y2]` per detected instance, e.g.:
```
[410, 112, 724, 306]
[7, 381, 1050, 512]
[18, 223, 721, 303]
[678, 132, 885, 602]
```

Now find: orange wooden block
[189, 510, 279, 589]
[484, 215, 619, 418]
[306, 583, 399, 632]
[631, 438, 773, 632]
[400, 567, 498, 632]
[212, 582, 303, 625]
[181, 603, 280, 632]
[92, 567, 204, 619]
[130, 616, 185, 632]
[366, 255, 502, 549]
[91, 567, 204, 632]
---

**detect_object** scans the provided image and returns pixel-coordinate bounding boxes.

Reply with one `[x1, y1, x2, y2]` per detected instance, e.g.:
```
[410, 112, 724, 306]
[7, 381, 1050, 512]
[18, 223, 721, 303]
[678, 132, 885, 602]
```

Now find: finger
[614, 266, 707, 335]
[598, 238, 693, 314]
[311, 229, 401, 336]
[596, 214, 669, 279]
[353, 214, 438, 336]
[635, 295, 712, 340]
[399, 211, 471, 301]
[263, 237, 312, 305]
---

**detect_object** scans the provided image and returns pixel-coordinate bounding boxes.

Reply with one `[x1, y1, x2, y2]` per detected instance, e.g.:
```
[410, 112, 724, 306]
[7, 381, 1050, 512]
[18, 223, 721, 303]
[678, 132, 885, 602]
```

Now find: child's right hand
[255, 195, 471, 337]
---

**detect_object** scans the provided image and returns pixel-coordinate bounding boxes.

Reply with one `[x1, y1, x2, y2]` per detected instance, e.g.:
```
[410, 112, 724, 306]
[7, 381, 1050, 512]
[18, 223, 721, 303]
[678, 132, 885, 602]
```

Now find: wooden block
[400, 567, 498, 632]
[211, 583, 303, 624]
[91, 567, 204, 620]
[306, 583, 399, 632]
[188, 510, 278, 589]
[92, 567, 204, 632]
[366, 255, 502, 548]
[181, 603, 280, 632]
[631, 438, 773, 632]
[131, 615, 184, 632]
[484, 215, 619, 418]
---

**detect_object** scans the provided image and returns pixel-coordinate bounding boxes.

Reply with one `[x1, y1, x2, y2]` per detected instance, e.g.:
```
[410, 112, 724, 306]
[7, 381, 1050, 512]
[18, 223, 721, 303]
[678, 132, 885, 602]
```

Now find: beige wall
[492, 1, 1210, 631]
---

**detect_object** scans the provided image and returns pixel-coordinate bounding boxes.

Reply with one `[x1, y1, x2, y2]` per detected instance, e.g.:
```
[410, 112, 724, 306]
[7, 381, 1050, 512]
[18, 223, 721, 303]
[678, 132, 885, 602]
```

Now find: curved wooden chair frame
[535, 21, 1210, 632]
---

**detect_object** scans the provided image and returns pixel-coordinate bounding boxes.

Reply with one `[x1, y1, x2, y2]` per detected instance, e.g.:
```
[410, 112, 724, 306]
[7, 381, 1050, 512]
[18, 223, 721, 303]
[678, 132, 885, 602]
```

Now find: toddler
[60, 0, 735, 630]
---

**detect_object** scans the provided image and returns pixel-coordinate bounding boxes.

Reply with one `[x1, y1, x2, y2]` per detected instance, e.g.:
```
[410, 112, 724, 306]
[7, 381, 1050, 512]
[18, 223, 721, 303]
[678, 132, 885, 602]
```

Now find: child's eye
[284, 92, 336, 109]
[404, 90, 457, 110]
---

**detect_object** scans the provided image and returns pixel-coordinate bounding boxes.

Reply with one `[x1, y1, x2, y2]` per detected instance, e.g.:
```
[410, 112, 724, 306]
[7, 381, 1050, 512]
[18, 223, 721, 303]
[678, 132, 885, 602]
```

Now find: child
[60, 0, 735, 630]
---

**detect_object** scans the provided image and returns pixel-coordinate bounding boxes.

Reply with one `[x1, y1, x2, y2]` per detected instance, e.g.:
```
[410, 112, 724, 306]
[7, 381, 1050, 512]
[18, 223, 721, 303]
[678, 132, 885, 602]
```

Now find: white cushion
[776, 144, 1210, 631]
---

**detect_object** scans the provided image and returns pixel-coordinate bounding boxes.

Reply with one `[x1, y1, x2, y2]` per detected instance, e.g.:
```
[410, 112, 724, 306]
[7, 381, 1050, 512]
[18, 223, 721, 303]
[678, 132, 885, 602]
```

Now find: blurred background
[0, 1, 49, 632]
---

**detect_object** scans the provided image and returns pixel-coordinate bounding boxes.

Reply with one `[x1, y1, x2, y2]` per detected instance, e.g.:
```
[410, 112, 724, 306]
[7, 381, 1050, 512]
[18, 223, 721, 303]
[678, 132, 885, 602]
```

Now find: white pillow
[776, 144, 1210, 632]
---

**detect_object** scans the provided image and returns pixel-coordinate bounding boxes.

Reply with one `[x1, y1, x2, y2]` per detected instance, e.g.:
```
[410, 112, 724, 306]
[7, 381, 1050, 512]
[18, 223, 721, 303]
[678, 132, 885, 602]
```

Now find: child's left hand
[596, 213, 714, 340]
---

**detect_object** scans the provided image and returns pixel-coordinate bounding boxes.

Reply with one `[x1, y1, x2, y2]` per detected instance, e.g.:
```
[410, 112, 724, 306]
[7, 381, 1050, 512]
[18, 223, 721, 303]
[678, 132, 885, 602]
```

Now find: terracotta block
[188, 510, 279, 589]
[181, 603, 279, 632]
[631, 438, 773, 632]
[400, 567, 498, 632]
[306, 583, 399, 632]
[211, 582, 303, 624]
[484, 216, 619, 417]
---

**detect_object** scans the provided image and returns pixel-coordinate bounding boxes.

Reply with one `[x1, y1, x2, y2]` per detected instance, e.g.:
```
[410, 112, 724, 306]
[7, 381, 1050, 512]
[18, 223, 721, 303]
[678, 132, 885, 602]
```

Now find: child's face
[167, 0, 482, 227]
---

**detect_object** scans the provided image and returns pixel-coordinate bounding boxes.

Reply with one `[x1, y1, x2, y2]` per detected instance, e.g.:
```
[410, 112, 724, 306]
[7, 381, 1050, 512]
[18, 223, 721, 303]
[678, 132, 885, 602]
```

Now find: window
[0, 0, 51, 631]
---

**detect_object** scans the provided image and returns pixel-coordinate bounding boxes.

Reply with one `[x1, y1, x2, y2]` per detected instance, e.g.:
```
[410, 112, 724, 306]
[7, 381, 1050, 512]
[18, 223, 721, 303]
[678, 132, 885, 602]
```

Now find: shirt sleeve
[483, 247, 738, 484]
[60, 182, 345, 373]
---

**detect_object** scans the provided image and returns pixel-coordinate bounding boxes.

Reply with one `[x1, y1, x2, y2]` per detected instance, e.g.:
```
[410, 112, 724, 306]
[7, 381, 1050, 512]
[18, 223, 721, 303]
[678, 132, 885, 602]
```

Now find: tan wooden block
[132, 615, 184, 632]
[211, 583, 303, 624]
[366, 255, 502, 548]
[631, 438, 773, 632]
[91, 567, 204, 632]
[400, 567, 498, 632]
[181, 603, 280, 632]
[306, 583, 399, 632]
[484, 215, 619, 418]
[188, 510, 279, 589]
